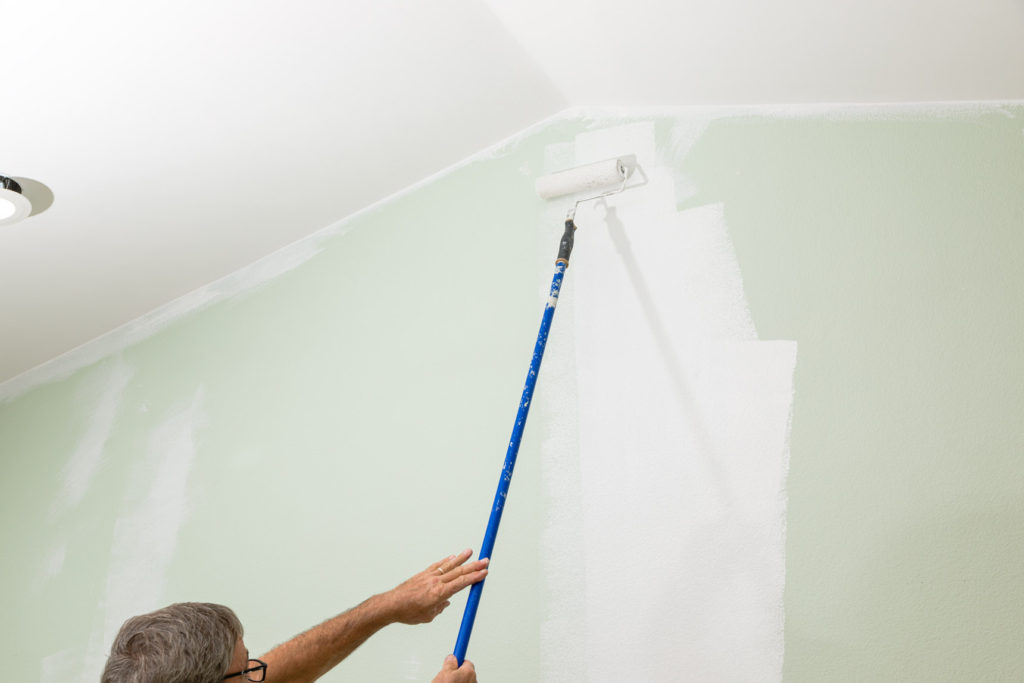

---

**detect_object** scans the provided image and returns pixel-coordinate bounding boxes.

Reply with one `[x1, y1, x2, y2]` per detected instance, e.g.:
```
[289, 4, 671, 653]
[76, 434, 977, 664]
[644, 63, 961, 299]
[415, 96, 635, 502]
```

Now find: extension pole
[453, 219, 577, 664]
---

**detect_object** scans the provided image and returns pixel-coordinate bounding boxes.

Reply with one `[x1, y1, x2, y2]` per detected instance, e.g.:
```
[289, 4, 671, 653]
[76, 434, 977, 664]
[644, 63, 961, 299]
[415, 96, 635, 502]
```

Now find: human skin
[222, 549, 487, 683]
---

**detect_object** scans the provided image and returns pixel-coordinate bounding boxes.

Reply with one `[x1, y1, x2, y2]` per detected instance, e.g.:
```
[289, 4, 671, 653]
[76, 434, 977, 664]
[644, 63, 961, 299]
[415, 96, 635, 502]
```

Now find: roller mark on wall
[37, 360, 132, 605]
[42, 543, 66, 579]
[87, 386, 207, 680]
[540, 120, 796, 682]
[40, 649, 77, 683]
[669, 119, 711, 206]
[50, 359, 133, 519]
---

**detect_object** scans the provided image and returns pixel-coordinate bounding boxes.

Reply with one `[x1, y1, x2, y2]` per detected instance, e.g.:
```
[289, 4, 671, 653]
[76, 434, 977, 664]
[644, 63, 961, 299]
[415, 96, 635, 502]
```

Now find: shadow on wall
[600, 200, 728, 498]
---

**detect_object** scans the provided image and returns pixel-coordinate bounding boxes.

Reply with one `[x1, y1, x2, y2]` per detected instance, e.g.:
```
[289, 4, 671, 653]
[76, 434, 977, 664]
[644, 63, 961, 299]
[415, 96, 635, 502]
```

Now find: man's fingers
[441, 558, 489, 583]
[430, 554, 456, 573]
[442, 568, 489, 598]
[432, 549, 473, 574]
[446, 548, 474, 570]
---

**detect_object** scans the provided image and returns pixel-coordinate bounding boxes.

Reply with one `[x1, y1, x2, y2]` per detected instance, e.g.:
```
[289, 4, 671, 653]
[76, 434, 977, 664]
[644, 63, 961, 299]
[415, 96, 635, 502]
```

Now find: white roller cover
[535, 158, 627, 199]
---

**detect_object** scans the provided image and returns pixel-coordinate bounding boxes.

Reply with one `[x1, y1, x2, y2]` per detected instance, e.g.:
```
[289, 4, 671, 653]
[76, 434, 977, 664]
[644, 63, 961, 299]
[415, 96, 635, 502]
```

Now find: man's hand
[382, 549, 489, 624]
[432, 655, 477, 683]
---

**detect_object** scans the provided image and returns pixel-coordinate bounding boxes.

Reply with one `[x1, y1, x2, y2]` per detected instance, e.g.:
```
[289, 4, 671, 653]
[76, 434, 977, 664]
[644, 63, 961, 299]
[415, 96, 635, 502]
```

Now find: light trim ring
[0, 176, 33, 226]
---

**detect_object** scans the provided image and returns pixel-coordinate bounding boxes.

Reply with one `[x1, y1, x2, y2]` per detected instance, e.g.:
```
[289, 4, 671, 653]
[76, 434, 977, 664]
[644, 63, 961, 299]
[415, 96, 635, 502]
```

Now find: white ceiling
[3, 0, 1023, 386]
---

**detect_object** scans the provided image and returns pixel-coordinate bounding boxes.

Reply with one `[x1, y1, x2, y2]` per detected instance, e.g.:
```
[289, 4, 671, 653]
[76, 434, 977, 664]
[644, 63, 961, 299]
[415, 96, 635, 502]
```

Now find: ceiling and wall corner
[2, 0, 1023, 387]
[0, 0, 566, 384]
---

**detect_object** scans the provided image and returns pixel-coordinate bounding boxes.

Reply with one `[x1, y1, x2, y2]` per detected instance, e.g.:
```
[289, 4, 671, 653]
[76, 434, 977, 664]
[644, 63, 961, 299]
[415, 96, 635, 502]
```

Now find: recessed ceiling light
[0, 176, 33, 226]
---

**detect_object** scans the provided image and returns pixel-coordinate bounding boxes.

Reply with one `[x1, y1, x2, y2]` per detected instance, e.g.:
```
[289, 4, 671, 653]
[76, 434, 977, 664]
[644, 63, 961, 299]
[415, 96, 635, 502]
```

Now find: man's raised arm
[259, 549, 488, 683]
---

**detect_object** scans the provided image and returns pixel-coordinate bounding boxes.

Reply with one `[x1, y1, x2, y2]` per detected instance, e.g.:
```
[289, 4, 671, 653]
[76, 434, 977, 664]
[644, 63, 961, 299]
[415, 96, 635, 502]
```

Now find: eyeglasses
[223, 658, 267, 682]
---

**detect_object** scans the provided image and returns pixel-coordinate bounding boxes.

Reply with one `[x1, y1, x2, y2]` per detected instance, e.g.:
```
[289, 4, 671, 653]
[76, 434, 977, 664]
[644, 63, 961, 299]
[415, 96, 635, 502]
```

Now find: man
[101, 549, 488, 682]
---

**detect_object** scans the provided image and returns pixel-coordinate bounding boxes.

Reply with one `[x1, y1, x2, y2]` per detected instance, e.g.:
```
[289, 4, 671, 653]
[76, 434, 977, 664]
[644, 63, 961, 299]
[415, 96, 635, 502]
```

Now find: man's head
[101, 602, 243, 683]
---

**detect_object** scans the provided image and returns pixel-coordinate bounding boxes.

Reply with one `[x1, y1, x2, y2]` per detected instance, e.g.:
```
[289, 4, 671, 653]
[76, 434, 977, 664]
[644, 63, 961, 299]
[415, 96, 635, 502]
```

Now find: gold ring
[437, 567, 445, 574]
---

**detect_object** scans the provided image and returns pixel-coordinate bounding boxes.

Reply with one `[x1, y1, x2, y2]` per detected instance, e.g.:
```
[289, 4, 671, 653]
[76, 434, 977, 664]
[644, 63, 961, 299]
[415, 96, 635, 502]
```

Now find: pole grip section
[453, 257, 568, 664]
[557, 218, 576, 264]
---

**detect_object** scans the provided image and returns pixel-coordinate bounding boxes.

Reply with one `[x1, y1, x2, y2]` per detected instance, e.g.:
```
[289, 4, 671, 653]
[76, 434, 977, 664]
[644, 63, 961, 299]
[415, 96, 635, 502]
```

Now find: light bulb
[0, 197, 16, 220]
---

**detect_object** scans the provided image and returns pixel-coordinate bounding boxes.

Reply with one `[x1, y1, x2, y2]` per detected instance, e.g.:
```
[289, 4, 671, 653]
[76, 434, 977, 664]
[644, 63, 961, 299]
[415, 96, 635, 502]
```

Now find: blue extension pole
[454, 219, 576, 664]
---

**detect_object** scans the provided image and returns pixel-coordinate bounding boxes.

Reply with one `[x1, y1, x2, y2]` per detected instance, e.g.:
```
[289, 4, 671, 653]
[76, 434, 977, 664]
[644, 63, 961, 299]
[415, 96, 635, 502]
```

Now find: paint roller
[535, 157, 630, 202]
[453, 156, 636, 664]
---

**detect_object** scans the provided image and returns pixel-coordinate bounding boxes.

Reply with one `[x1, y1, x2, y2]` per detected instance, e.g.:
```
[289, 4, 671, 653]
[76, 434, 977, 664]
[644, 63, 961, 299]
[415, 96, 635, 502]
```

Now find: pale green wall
[1, 105, 1022, 682]
[678, 108, 1024, 680]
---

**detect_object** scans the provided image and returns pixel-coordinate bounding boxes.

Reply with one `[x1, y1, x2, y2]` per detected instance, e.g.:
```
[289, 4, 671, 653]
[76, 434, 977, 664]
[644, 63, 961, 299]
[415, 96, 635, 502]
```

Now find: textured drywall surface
[2, 103, 1023, 682]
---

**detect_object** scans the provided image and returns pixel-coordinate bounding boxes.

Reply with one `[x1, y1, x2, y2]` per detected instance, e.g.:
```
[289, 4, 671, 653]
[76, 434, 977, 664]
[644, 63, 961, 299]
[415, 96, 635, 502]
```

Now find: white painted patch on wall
[540, 121, 797, 682]
[51, 359, 133, 518]
[37, 360, 133, 600]
[42, 543, 67, 579]
[41, 650, 78, 683]
[538, 193, 586, 679]
[77, 387, 207, 683]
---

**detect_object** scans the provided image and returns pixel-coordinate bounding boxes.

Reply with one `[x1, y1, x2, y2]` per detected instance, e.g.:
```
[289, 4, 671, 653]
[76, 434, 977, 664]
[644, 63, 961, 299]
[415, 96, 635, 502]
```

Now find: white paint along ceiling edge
[2, 0, 1023, 389]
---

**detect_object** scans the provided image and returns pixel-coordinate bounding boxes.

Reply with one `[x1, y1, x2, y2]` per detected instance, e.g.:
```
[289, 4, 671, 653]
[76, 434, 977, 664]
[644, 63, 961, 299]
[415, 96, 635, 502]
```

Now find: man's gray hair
[101, 602, 244, 683]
